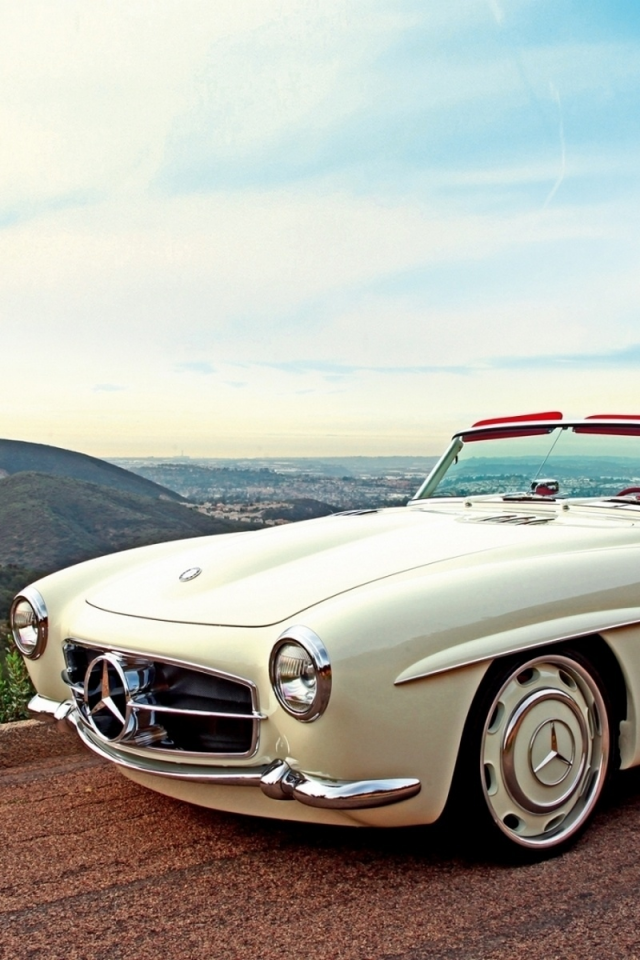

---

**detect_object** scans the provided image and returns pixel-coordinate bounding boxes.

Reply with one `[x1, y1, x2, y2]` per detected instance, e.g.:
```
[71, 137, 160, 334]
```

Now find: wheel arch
[442, 634, 626, 856]
[452, 633, 627, 779]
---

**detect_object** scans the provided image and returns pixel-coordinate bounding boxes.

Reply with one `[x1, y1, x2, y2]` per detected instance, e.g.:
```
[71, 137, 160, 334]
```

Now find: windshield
[416, 425, 640, 500]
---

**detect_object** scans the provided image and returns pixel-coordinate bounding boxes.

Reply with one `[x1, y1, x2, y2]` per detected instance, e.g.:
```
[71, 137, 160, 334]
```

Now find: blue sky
[2, 0, 640, 456]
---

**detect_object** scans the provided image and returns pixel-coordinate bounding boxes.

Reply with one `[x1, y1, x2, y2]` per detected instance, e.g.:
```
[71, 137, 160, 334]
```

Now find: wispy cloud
[259, 360, 471, 377]
[261, 360, 358, 377]
[175, 361, 215, 375]
[542, 82, 567, 210]
[487, 0, 504, 26]
[260, 344, 640, 379]
[491, 344, 640, 370]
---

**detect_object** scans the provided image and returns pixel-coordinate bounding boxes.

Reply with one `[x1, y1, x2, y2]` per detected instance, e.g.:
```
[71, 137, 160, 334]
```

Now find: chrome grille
[62, 640, 263, 759]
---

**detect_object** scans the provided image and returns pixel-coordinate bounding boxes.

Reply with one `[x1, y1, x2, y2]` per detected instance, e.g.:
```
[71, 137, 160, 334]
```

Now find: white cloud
[0, 0, 376, 208]
[2, 1, 640, 456]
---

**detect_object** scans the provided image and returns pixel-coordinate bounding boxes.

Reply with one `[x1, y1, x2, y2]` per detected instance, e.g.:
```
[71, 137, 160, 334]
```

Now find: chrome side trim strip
[260, 759, 421, 809]
[394, 608, 640, 685]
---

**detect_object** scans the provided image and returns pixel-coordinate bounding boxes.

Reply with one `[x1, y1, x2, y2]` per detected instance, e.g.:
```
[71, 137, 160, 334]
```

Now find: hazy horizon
[3, 2, 640, 459]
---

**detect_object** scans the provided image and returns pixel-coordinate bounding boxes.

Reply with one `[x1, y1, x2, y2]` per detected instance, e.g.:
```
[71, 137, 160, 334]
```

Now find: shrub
[0, 626, 35, 723]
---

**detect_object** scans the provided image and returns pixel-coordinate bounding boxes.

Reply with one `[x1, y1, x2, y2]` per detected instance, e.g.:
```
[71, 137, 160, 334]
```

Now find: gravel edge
[0, 718, 86, 768]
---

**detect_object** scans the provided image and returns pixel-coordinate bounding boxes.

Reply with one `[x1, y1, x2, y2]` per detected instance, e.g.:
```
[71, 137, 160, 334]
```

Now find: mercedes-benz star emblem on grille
[83, 654, 132, 742]
[179, 566, 202, 581]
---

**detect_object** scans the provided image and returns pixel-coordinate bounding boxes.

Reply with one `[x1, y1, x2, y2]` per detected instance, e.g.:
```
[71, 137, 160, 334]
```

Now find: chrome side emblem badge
[179, 567, 202, 582]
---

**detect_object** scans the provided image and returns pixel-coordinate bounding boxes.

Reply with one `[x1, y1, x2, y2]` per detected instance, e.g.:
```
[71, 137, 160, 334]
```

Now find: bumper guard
[28, 695, 421, 811]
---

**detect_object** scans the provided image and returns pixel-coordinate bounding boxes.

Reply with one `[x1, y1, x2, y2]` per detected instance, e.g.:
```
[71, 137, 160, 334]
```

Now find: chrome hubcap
[481, 655, 609, 849]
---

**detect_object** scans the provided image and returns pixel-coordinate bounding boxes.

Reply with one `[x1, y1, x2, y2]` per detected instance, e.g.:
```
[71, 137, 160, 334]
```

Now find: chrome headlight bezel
[10, 586, 48, 659]
[269, 625, 331, 723]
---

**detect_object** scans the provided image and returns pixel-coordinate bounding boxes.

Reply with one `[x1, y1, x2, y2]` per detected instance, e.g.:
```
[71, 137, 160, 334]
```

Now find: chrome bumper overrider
[28, 695, 421, 810]
[258, 759, 421, 809]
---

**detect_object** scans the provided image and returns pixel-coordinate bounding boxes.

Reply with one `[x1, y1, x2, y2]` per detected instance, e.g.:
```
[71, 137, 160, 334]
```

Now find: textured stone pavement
[2, 720, 640, 960]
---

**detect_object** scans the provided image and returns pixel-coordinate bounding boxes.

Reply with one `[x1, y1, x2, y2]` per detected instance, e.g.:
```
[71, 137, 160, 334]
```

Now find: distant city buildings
[108, 456, 436, 525]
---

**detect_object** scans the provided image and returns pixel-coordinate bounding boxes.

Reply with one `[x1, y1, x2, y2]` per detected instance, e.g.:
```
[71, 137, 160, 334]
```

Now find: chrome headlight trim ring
[10, 586, 49, 659]
[270, 625, 331, 723]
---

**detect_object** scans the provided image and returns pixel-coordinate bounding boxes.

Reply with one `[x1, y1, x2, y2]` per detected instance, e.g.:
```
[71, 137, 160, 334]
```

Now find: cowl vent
[472, 514, 553, 526]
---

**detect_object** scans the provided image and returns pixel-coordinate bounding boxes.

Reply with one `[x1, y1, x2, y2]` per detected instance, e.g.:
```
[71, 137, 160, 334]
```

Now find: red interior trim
[463, 428, 554, 442]
[575, 424, 640, 436]
[576, 414, 640, 435]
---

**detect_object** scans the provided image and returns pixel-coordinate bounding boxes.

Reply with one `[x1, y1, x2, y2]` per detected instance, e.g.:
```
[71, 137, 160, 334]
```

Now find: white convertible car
[12, 412, 640, 857]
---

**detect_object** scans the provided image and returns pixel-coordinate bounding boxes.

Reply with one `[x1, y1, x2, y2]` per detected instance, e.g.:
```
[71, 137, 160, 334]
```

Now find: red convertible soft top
[466, 412, 640, 440]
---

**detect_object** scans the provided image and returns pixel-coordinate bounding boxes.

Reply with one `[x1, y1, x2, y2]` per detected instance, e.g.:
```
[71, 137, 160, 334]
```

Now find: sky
[2, 0, 640, 458]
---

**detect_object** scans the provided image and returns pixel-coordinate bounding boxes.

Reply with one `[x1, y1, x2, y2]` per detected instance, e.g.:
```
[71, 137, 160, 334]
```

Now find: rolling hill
[0, 472, 242, 570]
[0, 439, 183, 501]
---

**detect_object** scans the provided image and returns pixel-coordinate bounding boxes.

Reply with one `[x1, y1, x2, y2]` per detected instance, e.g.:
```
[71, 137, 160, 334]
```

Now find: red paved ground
[2, 720, 640, 960]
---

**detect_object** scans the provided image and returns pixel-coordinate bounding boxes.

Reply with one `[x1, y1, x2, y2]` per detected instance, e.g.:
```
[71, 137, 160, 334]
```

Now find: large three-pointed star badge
[530, 719, 575, 787]
[83, 654, 130, 742]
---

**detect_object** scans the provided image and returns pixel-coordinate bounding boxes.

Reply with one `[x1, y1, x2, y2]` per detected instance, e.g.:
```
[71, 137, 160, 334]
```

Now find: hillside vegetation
[0, 438, 183, 501]
[0, 565, 48, 623]
[0, 443, 252, 719]
[0, 472, 241, 571]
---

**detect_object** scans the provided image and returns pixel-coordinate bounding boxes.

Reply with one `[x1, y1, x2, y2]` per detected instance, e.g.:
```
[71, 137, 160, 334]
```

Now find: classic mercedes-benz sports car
[12, 412, 640, 856]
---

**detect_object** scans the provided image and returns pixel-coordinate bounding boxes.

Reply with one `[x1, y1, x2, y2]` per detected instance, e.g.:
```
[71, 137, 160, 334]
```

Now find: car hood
[86, 504, 637, 627]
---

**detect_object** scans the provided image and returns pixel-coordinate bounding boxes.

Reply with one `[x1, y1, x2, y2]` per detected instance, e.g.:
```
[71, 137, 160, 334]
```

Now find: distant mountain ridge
[0, 472, 240, 570]
[0, 438, 183, 501]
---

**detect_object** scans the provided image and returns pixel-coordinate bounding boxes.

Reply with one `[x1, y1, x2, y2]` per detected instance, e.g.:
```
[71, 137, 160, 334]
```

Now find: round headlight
[10, 588, 48, 659]
[270, 626, 331, 722]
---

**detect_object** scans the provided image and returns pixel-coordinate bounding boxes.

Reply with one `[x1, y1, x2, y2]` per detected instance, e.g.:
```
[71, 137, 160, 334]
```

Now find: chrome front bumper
[29, 695, 421, 811]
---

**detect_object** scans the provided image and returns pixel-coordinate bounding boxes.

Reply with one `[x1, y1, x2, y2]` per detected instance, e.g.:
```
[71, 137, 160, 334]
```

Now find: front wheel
[461, 650, 614, 857]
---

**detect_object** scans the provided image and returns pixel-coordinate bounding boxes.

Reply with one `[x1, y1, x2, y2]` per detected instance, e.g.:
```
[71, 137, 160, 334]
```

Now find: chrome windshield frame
[410, 418, 640, 503]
